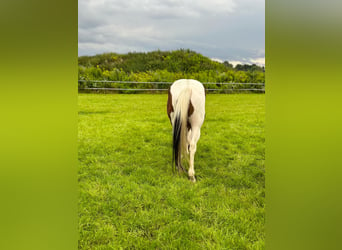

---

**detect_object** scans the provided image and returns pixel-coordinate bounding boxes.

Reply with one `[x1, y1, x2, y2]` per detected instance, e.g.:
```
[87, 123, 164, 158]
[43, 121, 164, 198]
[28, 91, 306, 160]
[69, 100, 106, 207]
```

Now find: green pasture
[78, 93, 265, 249]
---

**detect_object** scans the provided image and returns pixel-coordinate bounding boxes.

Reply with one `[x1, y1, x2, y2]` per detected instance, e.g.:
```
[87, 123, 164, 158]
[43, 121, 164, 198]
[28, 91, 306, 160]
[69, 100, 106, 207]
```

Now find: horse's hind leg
[188, 126, 200, 182]
[186, 129, 192, 154]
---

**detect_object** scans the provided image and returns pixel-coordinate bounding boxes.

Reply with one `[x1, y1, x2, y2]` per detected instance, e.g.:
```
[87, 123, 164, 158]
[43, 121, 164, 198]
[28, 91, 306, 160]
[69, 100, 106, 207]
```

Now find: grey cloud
[78, 0, 264, 65]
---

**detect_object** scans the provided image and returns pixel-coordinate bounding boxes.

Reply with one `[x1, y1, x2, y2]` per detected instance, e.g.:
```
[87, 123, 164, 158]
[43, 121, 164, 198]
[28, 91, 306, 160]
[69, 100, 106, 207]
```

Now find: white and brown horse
[167, 79, 206, 182]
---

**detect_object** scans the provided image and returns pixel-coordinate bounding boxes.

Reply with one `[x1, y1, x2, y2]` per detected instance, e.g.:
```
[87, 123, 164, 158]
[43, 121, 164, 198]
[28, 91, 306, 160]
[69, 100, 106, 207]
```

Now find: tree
[223, 61, 233, 69]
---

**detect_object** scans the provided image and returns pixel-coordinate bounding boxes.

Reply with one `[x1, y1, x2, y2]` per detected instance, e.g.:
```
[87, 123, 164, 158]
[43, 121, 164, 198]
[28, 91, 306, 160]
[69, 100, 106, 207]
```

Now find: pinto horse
[167, 79, 206, 182]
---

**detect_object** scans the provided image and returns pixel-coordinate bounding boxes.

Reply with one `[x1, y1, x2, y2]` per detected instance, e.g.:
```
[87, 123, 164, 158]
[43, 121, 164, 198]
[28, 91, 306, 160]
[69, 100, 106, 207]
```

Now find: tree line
[78, 49, 265, 90]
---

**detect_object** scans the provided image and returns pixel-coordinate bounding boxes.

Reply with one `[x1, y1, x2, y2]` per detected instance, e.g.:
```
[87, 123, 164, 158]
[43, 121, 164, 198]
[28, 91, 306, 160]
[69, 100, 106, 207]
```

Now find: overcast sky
[78, 0, 265, 66]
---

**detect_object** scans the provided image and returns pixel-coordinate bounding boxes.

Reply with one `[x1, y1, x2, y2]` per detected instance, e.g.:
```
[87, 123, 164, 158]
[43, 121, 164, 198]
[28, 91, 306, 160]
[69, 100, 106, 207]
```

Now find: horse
[167, 79, 206, 182]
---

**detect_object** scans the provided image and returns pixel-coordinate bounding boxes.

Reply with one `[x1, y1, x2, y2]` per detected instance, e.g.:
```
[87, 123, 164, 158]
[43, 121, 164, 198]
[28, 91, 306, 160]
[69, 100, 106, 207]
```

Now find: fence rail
[78, 80, 265, 93]
[78, 80, 265, 85]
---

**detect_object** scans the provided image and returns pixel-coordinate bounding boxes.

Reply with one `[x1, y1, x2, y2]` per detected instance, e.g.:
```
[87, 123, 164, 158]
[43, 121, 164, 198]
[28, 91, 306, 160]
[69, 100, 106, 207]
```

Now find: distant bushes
[78, 49, 265, 90]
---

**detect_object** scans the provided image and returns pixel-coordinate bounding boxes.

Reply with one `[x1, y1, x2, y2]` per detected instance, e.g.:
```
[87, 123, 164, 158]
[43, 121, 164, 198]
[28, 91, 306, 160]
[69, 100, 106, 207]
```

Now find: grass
[78, 93, 265, 249]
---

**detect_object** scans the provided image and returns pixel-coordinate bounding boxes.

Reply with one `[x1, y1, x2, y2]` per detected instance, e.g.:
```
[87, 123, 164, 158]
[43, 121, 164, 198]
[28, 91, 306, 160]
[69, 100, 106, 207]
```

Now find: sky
[78, 0, 265, 66]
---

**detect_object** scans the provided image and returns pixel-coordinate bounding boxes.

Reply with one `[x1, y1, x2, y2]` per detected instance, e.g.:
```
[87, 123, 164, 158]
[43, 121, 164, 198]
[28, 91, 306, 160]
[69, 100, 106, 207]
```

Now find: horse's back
[171, 79, 205, 96]
[171, 79, 205, 107]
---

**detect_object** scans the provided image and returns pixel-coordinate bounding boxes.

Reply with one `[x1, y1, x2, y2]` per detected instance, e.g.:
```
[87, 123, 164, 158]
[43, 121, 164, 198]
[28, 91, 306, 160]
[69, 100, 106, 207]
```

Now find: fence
[78, 80, 265, 93]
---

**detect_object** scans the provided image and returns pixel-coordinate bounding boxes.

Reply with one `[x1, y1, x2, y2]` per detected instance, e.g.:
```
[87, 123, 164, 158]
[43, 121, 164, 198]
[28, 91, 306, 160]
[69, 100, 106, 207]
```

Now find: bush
[78, 50, 265, 90]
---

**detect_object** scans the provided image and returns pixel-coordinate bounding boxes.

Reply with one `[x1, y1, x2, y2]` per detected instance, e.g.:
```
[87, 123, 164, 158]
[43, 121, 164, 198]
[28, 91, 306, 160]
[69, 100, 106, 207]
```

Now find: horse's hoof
[189, 176, 196, 183]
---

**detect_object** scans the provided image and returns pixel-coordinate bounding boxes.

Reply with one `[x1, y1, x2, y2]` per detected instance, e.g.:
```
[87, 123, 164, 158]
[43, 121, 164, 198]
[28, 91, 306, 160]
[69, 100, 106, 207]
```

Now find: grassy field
[78, 93, 265, 249]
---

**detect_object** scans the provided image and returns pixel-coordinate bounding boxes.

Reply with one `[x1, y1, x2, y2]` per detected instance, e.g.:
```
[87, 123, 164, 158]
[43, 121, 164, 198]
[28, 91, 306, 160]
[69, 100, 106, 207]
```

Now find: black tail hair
[172, 113, 184, 172]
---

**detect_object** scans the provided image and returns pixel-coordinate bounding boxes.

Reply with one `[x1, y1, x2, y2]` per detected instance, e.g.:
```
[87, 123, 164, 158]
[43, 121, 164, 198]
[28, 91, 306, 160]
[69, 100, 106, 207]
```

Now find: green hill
[78, 49, 265, 88]
[78, 49, 264, 73]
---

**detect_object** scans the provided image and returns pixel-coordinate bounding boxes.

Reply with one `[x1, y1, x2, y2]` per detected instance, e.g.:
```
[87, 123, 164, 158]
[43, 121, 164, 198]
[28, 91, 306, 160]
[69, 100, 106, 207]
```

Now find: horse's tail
[172, 88, 192, 171]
